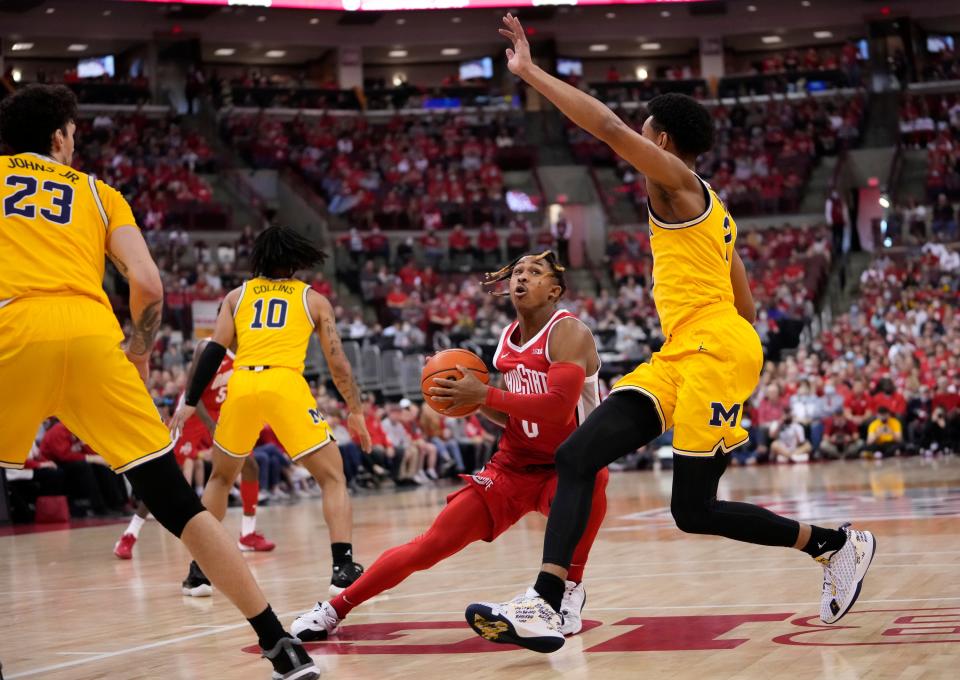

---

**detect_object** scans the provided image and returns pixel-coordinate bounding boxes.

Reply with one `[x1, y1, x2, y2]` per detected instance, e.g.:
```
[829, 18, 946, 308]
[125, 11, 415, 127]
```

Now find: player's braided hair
[482, 250, 566, 298]
[250, 226, 328, 278]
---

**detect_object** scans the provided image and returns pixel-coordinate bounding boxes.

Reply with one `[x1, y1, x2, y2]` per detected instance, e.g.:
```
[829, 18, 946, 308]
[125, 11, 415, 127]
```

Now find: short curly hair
[0, 84, 78, 155]
[647, 93, 714, 160]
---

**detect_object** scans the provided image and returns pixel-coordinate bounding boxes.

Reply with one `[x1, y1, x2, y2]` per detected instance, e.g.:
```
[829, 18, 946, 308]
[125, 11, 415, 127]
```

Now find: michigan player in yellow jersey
[463, 14, 877, 653]
[0, 85, 318, 678]
[169, 225, 373, 597]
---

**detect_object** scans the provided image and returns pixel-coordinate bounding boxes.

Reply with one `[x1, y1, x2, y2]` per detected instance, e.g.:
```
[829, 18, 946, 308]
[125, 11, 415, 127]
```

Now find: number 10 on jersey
[250, 298, 288, 329]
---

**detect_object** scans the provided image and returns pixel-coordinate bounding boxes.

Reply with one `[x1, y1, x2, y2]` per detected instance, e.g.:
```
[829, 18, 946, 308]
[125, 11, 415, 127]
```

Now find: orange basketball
[420, 348, 490, 417]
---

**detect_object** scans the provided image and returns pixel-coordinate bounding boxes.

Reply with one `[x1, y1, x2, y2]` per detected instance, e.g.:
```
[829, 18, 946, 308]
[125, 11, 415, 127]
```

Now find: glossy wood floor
[3, 457, 959, 680]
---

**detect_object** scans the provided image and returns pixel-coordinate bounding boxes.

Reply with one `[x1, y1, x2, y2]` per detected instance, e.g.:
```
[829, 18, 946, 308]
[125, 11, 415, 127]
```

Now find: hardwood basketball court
[2, 457, 958, 679]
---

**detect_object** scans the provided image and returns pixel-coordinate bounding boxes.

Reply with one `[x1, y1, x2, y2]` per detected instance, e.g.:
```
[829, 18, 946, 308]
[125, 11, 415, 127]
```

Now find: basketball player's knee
[555, 436, 597, 478]
[126, 452, 204, 538]
[670, 500, 714, 535]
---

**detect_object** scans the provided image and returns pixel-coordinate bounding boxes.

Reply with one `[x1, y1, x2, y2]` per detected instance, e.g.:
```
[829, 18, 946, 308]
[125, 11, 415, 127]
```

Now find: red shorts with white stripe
[446, 453, 609, 541]
[174, 418, 213, 467]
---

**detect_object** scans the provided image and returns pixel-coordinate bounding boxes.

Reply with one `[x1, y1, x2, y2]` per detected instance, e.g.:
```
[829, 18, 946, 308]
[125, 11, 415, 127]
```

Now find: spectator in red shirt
[39, 421, 127, 517]
[420, 227, 444, 269]
[506, 220, 531, 260]
[819, 413, 863, 460]
[844, 379, 874, 431]
[365, 225, 390, 262]
[448, 224, 473, 267]
[477, 222, 501, 266]
[871, 379, 907, 418]
[310, 271, 333, 299]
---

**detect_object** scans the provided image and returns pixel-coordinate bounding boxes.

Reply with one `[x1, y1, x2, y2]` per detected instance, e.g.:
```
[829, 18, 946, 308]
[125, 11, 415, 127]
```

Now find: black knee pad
[125, 452, 205, 538]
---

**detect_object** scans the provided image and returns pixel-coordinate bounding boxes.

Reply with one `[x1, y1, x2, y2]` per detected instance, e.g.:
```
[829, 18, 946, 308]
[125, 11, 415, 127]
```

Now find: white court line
[10, 590, 960, 679]
[6, 550, 960, 597]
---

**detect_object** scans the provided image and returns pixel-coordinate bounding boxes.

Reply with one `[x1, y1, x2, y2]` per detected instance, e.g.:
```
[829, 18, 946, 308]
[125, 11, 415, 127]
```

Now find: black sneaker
[261, 636, 319, 680]
[181, 560, 212, 597]
[328, 561, 364, 595]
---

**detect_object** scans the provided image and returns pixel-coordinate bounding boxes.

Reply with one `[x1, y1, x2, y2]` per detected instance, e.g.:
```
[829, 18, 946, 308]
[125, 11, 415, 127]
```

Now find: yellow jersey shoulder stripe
[87, 175, 109, 231]
[648, 175, 714, 230]
[301, 286, 315, 329]
[233, 281, 248, 319]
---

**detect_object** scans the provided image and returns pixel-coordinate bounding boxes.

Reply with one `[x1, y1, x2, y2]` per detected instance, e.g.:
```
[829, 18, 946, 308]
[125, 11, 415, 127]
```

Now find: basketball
[420, 348, 490, 417]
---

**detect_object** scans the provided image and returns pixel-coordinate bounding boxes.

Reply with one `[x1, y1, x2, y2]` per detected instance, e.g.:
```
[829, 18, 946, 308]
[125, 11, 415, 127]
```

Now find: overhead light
[747, 4, 757, 11]
[635, 66, 648, 80]
[801, 0, 811, 6]
[11, 69, 22, 82]
[68, 44, 88, 52]
[660, 10, 670, 18]
[606, 12, 616, 19]
[265, 50, 286, 58]
[814, 30, 833, 39]
[589, 44, 609, 52]
[45, 7, 55, 14]
[879, 196, 890, 209]
[12, 43, 34, 51]
[441, 48, 461, 56]
[640, 42, 661, 50]
[761, 36, 783, 44]
[396, 17, 406, 25]
[214, 48, 236, 56]
[102, 9, 111, 16]
[451, 16, 461, 23]
[389, 49, 408, 58]
[309, 17, 319, 25]
[257, 15, 266, 22]
[392, 73, 405, 87]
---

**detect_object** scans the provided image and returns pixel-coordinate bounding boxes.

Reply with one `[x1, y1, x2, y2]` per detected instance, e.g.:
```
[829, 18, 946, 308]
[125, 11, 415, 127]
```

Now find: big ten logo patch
[241, 609, 960, 655]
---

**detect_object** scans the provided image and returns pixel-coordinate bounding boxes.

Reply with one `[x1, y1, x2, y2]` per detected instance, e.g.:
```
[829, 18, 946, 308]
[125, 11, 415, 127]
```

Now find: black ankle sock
[332, 542, 353, 568]
[802, 526, 847, 558]
[248, 605, 288, 650]
[534, 571, 565, 613]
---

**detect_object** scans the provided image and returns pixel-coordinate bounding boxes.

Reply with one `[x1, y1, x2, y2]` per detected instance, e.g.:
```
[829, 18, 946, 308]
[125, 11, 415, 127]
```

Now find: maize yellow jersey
[233, 277, 314, 372]
[0, 152, 135, 308]
[648, 175, 738, 337]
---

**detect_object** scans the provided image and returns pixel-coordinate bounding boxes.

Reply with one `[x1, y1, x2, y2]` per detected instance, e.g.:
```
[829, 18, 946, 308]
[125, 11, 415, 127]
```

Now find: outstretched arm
[310, 290, 372, 452]
[498, 13, 692, 191]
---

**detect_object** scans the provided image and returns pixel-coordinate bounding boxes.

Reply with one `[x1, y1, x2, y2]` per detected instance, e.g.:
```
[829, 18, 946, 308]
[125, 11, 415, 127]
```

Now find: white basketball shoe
[560, 580, 586, 636]
[465, 588, 565, 653]
[292, 600, 342, 642]
[816, 523, 877, 624]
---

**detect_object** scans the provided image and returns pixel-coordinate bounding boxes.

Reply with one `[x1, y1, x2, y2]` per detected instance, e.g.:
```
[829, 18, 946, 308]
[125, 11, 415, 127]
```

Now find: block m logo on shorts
[308, 408, 323, 425]
[709, 402, 741, 427]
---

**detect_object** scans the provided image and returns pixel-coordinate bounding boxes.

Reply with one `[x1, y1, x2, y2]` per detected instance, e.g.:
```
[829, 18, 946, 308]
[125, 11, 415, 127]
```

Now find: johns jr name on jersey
[503, 363, 549, 395]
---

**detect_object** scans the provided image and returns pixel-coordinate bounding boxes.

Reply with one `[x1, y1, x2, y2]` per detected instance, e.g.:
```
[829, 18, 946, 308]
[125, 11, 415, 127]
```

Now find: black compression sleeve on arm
[185, 342, 227, 406]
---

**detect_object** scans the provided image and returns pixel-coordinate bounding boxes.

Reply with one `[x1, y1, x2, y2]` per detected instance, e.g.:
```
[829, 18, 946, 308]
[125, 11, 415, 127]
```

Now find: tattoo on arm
[321, 316, 363, 413]
[128, 300, 162, 355]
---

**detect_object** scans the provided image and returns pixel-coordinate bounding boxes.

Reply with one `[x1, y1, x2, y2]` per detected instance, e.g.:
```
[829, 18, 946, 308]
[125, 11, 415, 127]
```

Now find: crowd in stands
[735, 246, 959, 465]
[918, 44, 960, 83]
[222, 111, 525, 231]
[723, 43, 865, 93]
[1, 69, 150, 105]
[73, 113, 220, 232]
[579, 94, 865, 218]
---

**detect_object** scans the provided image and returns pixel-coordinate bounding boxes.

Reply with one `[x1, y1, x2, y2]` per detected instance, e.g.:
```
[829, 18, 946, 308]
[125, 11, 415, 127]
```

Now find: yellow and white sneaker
[465, 588, 565, 653]
[816, 523, 877, 624]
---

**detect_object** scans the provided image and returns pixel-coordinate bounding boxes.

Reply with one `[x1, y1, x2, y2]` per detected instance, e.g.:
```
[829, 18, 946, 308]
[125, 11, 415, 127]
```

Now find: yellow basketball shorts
[213, 367, 334, 460]
[611, 308, 763, 457]
[0, 296, 173, 472]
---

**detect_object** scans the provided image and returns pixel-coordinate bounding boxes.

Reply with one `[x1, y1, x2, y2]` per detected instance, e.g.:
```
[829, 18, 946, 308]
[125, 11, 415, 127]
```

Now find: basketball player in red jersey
[113, 340, 275, 562]
[291, 251, 607, 641]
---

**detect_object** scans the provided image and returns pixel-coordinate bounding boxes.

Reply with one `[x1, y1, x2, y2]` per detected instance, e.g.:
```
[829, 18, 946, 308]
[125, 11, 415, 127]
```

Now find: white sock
[127, 514, 146, 538]
[241, 514, 256, 537]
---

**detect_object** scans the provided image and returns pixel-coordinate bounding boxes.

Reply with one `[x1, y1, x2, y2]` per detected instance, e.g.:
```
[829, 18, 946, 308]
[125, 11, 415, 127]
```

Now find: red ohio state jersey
[178, 351, 234, 422]
[492, 309, 600, 466]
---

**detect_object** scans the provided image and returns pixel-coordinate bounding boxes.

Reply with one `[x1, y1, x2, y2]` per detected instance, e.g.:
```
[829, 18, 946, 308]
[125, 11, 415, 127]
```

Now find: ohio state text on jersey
[492, 309, 600, 466]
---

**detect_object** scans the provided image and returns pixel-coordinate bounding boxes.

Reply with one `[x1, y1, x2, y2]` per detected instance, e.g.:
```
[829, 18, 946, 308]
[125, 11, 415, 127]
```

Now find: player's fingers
[506, 48, 515, 60]
[455, 364, 471, 378]
[429, 387, 453, 396]
[432, 378, 457, 388]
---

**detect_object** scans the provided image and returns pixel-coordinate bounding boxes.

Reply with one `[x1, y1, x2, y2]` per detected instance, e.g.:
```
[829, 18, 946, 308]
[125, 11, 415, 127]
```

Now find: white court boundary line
[5, 550, 960, 597]
[9, 592, 960, 678]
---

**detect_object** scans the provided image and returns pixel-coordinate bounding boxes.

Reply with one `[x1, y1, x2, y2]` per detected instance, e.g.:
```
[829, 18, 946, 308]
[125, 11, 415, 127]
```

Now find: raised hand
[498, 12, 533, 77]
